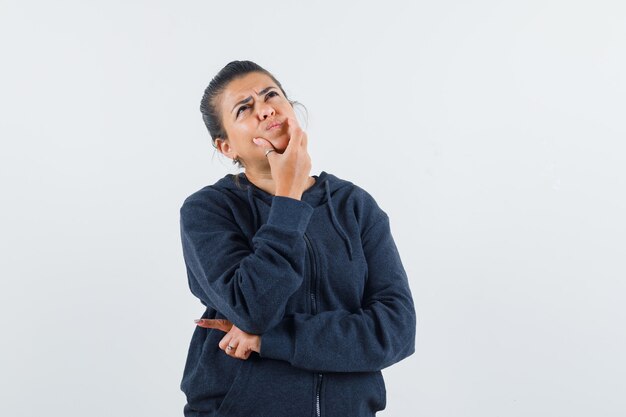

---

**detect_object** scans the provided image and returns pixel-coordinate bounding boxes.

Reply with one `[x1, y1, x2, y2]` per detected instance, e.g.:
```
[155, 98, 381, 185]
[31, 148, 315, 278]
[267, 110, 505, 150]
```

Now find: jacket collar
[215, 170, 354, 261]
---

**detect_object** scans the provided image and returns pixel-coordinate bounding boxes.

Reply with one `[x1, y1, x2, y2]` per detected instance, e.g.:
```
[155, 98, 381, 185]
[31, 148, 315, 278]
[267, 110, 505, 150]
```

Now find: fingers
[286, 115, 306, 145]
[219, 335, 236, 352]
[253, 117, 306, 157]
[235, 343, 252, 359]
[300, 129, 308, 149]
[252, 137, 278, 159]
[195, 318, 233, 333]
[293, 118, 308, 150]
[201, 320, 252, 360]
[285, 117, 304, 151]
[252, 137, 272, 149]
[218, 336, 252, 360]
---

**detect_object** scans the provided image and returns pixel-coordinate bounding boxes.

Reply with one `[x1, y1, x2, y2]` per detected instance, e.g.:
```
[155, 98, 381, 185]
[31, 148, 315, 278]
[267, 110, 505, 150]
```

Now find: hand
[195, 318, 261, 360]
[252, 116, 312, 200]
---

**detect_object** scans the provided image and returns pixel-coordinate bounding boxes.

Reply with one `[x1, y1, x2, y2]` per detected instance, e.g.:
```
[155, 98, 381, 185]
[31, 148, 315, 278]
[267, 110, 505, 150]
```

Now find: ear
[215, 137, 233, 158]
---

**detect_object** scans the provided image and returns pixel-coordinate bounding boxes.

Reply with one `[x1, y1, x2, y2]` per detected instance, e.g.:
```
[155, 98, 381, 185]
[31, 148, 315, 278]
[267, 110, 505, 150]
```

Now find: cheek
[227, 125, 254, 144]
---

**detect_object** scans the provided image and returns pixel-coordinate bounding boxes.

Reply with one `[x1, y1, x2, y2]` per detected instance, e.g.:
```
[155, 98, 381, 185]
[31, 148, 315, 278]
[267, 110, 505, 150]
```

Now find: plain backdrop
[1, 1, 625, 416]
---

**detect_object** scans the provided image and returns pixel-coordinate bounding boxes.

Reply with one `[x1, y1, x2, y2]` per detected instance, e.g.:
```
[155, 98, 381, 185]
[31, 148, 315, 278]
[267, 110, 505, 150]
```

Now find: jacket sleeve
[258, 210, 417, 373]
[179, 193, 314, 335]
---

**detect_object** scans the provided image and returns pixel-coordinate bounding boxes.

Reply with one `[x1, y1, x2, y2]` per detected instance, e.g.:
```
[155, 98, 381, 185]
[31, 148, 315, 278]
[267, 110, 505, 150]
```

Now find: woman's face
[216, 72, 296, 170]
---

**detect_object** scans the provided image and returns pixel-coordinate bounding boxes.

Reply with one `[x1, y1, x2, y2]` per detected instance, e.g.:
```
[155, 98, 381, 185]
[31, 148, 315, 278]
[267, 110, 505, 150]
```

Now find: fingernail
[194, 319, 202, 323]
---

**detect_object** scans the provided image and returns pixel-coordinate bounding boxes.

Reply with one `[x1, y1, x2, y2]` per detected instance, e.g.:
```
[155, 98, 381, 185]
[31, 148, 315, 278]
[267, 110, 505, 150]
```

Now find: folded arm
[180, 194, 314, 335]
[258, 212, 417, 372]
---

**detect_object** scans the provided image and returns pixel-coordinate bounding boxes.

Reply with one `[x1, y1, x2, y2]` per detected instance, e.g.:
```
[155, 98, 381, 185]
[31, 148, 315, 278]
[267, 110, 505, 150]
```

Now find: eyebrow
[231, 86, 277, 114]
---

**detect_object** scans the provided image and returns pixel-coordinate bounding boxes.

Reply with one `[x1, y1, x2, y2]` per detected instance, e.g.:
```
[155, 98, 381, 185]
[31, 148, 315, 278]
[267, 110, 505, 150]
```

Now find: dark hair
[199, 60, 308, 184]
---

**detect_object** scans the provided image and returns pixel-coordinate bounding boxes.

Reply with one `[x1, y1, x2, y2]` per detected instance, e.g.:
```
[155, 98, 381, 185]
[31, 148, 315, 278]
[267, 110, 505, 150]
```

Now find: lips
[266, 121, 282, 130]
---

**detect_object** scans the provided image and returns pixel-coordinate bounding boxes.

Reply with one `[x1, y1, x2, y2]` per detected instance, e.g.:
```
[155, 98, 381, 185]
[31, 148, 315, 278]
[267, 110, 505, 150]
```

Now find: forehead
[221, 72, 277, 107]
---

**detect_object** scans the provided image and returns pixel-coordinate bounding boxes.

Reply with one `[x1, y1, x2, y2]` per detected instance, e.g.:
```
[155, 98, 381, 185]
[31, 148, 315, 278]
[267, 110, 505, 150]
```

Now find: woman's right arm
[179, 191, 314, 335]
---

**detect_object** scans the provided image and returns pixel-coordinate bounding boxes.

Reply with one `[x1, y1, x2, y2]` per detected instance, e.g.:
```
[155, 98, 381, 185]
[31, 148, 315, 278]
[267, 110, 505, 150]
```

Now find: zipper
[315, 373, 323, 417]
[304, 232, 323, 417]
[304, 233, 318, 315]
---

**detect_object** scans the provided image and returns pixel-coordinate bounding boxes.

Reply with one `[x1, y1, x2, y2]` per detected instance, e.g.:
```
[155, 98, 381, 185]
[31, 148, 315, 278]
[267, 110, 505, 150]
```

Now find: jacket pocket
[215, 359, 253, 416]
[323, 370, 386, 416]
[375, 370, 387, 410]
[180, 326, 253, 414]
[216, 354, 314, 417]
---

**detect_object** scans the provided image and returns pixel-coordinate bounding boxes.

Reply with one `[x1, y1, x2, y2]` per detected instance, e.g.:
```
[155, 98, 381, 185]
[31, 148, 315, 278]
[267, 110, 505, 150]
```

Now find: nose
[257, 102, 275, 120]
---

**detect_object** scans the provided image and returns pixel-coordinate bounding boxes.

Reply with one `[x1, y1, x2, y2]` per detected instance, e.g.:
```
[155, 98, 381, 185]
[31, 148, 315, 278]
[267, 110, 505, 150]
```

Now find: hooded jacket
[179, 170, 416, 417]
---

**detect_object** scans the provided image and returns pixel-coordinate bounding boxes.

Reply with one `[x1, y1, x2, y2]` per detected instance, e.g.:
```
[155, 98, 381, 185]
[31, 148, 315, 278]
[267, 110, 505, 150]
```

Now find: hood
[213, 170, 355, 261]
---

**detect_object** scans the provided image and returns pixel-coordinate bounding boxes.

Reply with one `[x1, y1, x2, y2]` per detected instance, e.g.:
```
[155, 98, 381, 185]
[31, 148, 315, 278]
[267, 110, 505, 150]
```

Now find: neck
[243, 169, 316, 196]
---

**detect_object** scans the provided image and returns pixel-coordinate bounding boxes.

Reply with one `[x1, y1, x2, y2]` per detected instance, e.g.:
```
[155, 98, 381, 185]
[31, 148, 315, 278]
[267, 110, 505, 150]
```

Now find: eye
[236, 105, 250, 117]
[236, 91, 280, 118]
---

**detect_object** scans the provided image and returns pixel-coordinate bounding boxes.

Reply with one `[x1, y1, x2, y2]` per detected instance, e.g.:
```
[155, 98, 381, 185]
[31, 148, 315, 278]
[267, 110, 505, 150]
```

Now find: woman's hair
[199, 60, 308, 181]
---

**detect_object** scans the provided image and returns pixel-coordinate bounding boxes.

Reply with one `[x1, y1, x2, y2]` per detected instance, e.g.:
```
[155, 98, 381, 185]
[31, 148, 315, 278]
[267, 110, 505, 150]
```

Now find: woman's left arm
[258, 211, 417, 373]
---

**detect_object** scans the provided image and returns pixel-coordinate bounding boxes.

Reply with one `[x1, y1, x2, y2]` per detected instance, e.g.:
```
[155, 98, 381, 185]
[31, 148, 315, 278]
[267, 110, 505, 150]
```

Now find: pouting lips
[266, 121, 283, 130]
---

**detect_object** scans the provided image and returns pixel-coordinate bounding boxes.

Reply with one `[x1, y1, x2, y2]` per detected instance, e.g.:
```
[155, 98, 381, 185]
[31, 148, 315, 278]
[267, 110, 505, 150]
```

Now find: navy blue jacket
[179, 170, 416, 417]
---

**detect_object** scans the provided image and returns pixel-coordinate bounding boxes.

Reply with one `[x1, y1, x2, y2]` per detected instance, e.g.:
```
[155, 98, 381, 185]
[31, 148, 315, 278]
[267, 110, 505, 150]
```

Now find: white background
[1, 1, 625, 416]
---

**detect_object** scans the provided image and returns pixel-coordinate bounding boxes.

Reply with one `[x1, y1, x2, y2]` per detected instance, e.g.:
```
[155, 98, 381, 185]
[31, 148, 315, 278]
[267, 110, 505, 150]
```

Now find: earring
[232, 157, 240, 165]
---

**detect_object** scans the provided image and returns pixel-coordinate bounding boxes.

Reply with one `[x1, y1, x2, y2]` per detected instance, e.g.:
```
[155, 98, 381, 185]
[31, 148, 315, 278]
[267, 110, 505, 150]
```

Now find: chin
[272, 139, 288, 153]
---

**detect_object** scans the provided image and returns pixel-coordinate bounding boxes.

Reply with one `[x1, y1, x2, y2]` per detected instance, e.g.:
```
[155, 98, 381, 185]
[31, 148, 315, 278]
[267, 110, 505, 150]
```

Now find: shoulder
[330, 172, 387, 211]
[179, 174, 243, 221]
[324, 172, 389, 232]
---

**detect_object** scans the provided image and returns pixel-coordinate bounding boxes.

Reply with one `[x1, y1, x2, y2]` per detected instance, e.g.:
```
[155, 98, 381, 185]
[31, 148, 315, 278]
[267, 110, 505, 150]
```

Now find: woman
[179, 60, 416, 417]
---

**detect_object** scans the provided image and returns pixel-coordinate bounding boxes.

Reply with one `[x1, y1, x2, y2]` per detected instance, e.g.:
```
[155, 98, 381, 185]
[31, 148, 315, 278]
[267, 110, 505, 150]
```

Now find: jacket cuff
[266, 196, 314, 233]
[259, 322, 295, 362]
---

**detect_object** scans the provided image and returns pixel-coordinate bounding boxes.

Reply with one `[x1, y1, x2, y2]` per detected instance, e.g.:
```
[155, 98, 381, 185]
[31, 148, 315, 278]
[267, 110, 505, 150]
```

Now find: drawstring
[324, 179, 353, 261]
[244, 177, 353, 261]
[247, 186, 260, 233]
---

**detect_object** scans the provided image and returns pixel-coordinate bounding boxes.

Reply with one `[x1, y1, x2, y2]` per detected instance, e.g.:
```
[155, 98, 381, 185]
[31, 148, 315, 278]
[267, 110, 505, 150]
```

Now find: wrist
[275, 188, 302, 200]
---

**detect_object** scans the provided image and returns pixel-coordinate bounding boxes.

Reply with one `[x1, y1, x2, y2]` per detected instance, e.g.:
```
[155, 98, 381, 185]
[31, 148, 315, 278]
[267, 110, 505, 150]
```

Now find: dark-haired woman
[179, 60, 416, 417]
